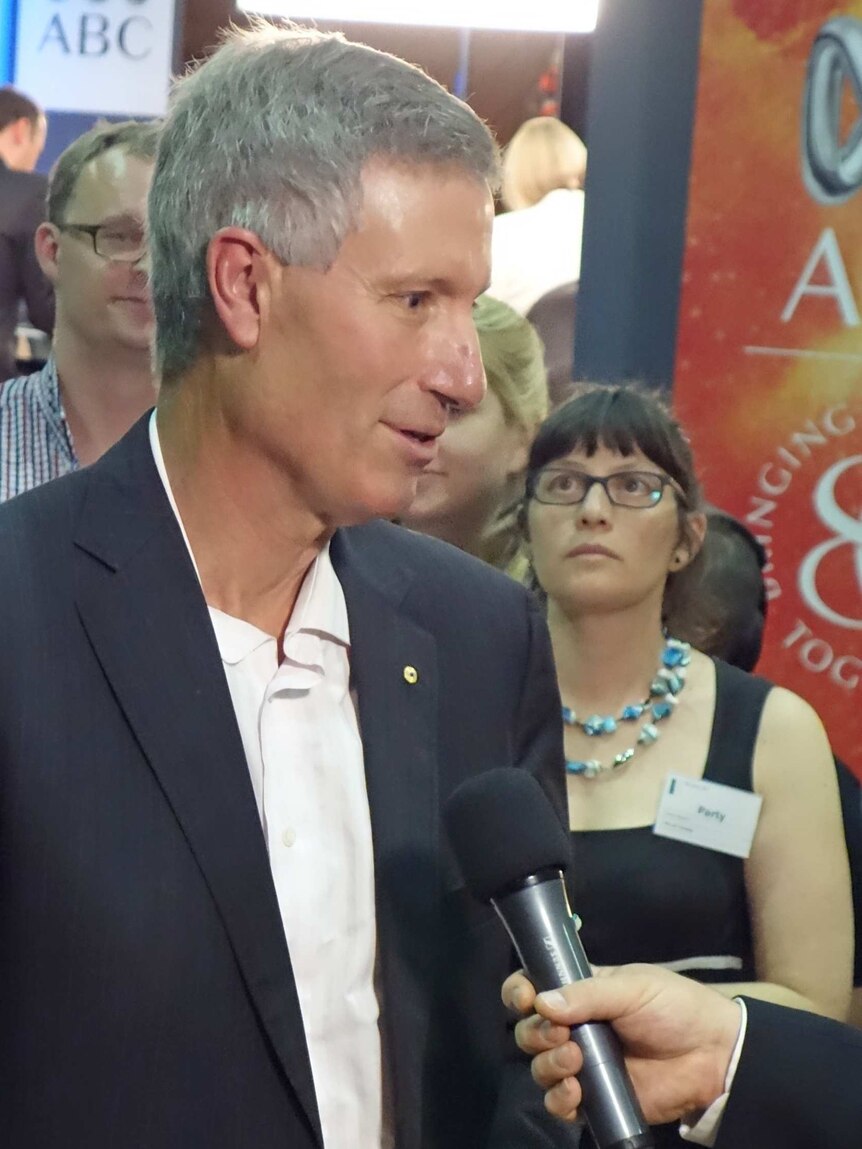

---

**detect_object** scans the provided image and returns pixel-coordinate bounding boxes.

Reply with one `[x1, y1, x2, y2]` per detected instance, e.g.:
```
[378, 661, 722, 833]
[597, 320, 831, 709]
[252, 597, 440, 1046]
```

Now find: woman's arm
[716, 687, 852, 1020]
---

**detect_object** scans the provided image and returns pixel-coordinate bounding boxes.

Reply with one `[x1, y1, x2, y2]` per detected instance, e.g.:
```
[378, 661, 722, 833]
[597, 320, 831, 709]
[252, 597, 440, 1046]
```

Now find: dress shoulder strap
[702, 658, 773, 791]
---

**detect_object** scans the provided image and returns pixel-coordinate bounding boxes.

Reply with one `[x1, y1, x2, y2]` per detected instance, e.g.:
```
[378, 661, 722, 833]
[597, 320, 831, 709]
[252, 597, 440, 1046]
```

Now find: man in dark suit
[0, 86, 53, 380]
[0, 24, 569, 1149]
[509, 962, 862, 1149]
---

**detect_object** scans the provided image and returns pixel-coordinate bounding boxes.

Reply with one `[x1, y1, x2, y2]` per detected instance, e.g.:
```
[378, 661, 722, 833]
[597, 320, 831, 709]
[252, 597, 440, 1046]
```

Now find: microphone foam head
[445, 768, 571, 903]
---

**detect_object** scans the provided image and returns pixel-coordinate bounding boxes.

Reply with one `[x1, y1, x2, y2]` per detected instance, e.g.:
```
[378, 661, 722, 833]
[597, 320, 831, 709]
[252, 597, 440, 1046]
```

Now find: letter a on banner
[780, 227, 861, 326]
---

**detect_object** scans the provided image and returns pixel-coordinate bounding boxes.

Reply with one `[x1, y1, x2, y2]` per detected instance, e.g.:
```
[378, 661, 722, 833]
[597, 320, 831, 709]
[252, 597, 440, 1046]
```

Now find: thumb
[534, 966, 649, 1026]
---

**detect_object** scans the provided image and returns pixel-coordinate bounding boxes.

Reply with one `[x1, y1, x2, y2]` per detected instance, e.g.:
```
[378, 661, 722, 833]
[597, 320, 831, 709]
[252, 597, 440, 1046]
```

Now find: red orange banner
[675, 1, 862, 773]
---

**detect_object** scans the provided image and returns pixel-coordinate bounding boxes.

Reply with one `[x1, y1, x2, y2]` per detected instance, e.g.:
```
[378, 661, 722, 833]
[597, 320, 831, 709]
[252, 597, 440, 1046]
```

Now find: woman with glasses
[523, 385, 852, 1145]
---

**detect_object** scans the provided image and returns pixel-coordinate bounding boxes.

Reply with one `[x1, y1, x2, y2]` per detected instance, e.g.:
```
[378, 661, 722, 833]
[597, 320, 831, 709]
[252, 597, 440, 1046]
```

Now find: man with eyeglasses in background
[0, 119, 160, 501]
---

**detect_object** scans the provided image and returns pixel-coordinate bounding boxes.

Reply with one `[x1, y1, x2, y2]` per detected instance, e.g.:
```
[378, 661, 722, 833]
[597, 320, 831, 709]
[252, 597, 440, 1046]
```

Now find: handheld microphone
[444, 768, 653, 1149]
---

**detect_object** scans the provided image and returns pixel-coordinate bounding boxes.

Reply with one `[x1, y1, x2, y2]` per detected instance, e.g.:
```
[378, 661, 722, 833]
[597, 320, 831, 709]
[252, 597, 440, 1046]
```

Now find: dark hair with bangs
[523, 384, 705, 619]
[526, 384, 702, 508]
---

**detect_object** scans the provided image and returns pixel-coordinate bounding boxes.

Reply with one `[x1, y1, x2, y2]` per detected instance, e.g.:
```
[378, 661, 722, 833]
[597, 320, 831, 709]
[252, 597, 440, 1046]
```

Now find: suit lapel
[73, 419, 323, 1146]
[332, 529, 440, 1149]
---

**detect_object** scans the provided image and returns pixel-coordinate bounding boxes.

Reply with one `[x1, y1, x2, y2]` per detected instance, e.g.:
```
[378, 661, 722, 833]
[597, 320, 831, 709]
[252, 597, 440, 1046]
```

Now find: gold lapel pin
[403, 665, 419, 685]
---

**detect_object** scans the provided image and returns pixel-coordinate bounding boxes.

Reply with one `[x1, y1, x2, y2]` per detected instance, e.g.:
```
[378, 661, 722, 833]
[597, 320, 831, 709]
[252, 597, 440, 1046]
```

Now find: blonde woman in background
[402, 294, 548, 581]
[489, 116, 587, 315]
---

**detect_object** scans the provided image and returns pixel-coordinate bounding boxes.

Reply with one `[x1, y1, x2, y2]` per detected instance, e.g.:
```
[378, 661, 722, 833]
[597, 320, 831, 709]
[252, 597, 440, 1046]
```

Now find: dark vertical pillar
[559, 32, 593, 142]
[573, 0, 704, 390]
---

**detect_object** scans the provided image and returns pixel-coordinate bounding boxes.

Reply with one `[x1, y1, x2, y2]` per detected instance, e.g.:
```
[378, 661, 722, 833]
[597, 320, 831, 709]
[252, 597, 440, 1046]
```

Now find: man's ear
[207, 227, 272, 352]
[9, 116, 29, 149]
[34, 222, 60, 284]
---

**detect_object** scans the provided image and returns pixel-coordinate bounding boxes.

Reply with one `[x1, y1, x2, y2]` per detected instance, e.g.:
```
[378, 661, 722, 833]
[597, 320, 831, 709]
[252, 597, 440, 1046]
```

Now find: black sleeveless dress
[570, 659, 771, 1147]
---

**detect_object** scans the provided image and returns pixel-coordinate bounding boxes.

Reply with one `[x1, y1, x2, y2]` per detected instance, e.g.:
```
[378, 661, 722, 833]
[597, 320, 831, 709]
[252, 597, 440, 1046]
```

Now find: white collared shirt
[680, 1000, 748, 1146]
[149, 412, 384, 1148]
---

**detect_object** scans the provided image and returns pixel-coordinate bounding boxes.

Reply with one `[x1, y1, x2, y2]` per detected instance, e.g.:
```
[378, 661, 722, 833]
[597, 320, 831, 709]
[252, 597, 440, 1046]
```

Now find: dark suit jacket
[717, 997, 862, 1148]
[0, 159, 54, 380]
[0, 416, 569, 1148]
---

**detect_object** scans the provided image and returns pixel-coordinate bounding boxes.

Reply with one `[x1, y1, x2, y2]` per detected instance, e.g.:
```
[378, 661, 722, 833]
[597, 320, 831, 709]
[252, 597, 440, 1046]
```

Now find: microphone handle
[492, 872, 654, 1149]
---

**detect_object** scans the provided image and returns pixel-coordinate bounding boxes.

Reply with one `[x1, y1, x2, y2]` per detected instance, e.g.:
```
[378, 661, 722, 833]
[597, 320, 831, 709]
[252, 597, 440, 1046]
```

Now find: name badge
[653, 774, 762, 858]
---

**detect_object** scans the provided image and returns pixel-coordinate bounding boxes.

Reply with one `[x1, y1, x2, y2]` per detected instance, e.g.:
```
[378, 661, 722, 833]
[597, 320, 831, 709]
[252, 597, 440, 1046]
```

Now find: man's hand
[502, 964, 742, 1127]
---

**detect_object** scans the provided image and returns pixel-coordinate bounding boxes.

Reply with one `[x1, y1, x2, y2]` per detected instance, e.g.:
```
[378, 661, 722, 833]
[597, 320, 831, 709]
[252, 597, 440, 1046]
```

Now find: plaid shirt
[0, 357, 78, 502]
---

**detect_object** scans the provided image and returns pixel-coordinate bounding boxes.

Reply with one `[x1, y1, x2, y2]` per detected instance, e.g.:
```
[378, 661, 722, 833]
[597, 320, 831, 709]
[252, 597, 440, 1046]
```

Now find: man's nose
[130, 248, 151, 276]
[423, 322, 486, 412]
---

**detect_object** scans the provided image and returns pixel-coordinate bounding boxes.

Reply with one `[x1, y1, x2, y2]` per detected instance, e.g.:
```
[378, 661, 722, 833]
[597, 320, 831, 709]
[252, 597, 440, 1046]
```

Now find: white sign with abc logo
[14, 0, 178, 117]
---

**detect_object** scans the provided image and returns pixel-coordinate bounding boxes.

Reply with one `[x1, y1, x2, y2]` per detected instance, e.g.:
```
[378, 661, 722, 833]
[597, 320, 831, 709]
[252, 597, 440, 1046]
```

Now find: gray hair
[150, 22, 501, 381]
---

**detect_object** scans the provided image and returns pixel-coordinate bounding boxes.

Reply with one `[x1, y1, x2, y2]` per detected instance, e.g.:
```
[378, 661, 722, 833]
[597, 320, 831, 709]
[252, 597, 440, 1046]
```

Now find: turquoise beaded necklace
[562, 637, 691, 779]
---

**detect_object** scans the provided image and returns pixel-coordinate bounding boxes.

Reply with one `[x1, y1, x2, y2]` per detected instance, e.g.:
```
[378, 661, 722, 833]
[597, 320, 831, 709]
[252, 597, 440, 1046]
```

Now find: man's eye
[402, 292, 428, 310]
[102, 231, 141, 245]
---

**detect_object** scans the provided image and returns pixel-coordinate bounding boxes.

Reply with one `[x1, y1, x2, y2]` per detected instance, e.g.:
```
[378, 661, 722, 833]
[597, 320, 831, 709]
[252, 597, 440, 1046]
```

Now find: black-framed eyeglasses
[57, 222, 147, 263]
[528, 467, 684, 509]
